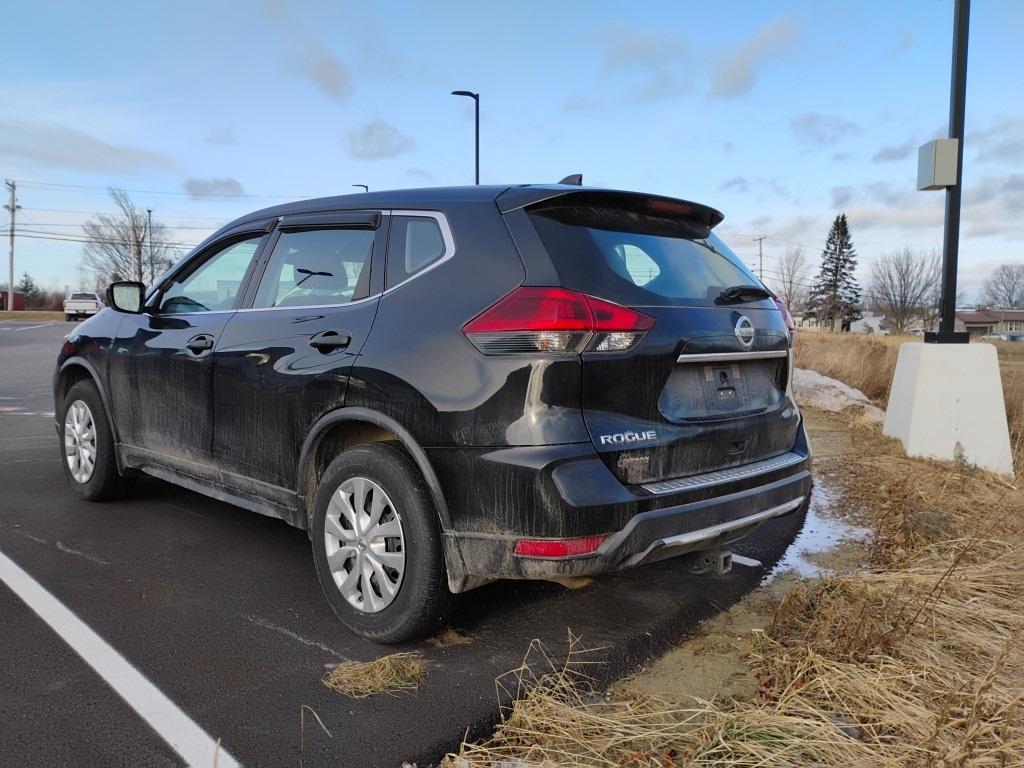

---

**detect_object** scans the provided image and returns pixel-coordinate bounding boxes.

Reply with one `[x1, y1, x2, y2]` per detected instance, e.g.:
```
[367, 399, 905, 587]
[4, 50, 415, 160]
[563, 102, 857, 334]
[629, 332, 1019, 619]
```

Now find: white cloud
[183, 176, 246, 198]
[710, 19, 799, 98]
[346, 119, 414, 160]
[0, 119, 174, 173]
[791, 112, 860, 145]
[304, 43, 351, 101]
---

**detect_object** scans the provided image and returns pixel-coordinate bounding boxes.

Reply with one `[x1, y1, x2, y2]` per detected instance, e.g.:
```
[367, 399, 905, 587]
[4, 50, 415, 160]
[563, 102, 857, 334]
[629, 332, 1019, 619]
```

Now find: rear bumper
[434, 419, 813, 588]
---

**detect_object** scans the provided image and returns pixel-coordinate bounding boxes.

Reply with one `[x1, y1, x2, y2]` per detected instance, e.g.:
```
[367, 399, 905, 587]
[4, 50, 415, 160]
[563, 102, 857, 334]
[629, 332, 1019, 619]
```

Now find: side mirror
[106, 281, 146, 314]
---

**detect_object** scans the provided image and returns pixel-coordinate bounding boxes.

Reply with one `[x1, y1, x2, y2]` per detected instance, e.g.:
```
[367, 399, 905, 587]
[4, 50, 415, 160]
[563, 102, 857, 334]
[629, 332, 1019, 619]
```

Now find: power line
[17, 179, 314, 201]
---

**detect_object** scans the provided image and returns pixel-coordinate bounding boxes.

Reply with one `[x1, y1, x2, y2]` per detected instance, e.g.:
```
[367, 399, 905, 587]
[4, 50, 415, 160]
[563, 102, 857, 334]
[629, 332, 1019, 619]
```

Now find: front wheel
[59, 379, 130, 501]
[310, 443, 453, 642]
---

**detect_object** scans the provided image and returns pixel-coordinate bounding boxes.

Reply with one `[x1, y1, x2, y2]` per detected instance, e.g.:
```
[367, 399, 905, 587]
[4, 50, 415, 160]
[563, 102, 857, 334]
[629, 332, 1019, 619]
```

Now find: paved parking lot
[0, 319, 807, 767]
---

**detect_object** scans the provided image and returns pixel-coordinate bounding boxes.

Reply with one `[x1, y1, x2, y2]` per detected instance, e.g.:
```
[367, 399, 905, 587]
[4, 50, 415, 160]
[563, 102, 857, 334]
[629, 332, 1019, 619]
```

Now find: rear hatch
[520, 191, 799, 486]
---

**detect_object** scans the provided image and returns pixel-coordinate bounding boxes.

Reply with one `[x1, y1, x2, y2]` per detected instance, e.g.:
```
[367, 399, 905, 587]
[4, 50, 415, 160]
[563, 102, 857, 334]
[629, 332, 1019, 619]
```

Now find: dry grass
[428, 627, 475, 648]
[0, 310, 66, 321]
[322, 652, 426, 698]
[795, 332, 1024, 476]
[444, 411, 1024, 767]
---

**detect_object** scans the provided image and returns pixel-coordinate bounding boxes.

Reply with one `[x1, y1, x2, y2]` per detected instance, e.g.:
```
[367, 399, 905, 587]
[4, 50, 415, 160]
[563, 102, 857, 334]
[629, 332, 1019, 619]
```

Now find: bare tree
[772, 246, 810, 311]
[982, 263, 1024, 308]
[869, 248, 940, 333]
[80, 188, 178, 286]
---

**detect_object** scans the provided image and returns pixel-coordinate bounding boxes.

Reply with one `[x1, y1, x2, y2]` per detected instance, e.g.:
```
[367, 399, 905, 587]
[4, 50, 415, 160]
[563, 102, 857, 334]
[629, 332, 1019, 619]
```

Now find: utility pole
[4, 180, 19, 313]
[147, 208, 153, 281]
[753, 235, 766, 280]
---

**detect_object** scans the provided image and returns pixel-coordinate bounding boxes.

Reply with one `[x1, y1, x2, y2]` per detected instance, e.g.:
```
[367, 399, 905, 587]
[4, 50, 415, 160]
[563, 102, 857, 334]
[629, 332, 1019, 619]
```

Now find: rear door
[522, 197, 799, 486]
[211, 211, 385, 489]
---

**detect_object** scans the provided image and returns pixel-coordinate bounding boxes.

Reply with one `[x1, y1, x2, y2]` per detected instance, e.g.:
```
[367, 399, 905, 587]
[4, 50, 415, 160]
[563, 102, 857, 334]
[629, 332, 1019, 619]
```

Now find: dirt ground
[614, 407, 871, 704]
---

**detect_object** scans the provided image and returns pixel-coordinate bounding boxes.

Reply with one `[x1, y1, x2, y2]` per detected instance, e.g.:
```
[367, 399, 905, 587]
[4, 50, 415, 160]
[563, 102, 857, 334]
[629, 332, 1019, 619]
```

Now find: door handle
[309, 330, 352, 352]
[185, 334, 215, 354]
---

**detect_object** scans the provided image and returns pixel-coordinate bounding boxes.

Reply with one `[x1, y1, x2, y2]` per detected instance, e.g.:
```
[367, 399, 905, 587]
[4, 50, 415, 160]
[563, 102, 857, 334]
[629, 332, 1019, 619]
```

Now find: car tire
[64, 314, 73, 322]
[60, 379, 128, 501]
[311, 443, 454, 642]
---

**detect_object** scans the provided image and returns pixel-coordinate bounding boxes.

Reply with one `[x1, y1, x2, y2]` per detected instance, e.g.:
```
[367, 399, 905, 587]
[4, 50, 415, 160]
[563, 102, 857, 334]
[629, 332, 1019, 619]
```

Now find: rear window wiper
[714, 284, 772, 305]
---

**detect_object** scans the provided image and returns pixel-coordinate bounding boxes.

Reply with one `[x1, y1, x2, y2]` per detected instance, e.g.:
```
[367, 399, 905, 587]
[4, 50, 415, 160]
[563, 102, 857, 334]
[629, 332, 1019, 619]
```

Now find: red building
[0, 291, 26, 311]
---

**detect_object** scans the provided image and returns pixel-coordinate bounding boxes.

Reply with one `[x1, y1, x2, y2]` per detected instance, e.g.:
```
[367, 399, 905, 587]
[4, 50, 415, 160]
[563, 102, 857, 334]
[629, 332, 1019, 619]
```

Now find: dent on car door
[212, 212, 385, 488]
[108, 234, 267, 463]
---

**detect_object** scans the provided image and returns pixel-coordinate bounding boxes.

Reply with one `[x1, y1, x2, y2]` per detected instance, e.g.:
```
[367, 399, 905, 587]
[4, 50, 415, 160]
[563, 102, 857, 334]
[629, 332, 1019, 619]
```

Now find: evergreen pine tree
[807, 214, 862, 330]
[16, 272, 42, 307]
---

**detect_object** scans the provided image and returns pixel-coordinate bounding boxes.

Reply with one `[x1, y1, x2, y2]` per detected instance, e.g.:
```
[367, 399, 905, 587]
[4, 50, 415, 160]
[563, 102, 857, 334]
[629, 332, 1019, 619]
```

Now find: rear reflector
[514, 535, 606, 558]
[464, 286, 654, 355]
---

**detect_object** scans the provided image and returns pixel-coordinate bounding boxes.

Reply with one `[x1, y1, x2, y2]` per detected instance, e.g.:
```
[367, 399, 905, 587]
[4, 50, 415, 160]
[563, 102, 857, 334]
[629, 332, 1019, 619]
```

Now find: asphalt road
[0, 319, 808, 767]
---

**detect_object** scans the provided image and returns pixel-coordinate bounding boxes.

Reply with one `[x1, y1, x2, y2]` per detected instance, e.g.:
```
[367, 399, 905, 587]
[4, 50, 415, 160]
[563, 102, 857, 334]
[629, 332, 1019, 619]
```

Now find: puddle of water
[763, 481, 869, 584]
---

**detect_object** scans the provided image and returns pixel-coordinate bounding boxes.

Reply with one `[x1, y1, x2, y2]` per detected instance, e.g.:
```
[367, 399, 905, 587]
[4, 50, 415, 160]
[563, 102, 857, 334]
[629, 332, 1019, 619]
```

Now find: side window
[385, 215, 448, 289]
[253, 228, 375, 309]
[160, 237, 262, 314]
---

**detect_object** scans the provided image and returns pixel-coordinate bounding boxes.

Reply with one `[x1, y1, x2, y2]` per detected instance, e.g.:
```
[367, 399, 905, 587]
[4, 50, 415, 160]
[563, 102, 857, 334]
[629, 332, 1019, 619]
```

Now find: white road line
[0, 322, 57, 331]
[0, 548, 241, 768]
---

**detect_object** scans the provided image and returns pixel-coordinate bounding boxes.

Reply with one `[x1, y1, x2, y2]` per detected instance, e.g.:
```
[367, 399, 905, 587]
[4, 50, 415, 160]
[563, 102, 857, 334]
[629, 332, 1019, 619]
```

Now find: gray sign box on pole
[917, 138, 959, 190]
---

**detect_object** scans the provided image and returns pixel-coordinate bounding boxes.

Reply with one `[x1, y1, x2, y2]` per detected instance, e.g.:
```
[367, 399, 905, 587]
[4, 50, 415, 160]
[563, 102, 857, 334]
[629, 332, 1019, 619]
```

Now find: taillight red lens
[514, 535, 606, 558]
[464, 287, 654, 355]
[463, 287, 591, 333]
[773, 298, 795, 332]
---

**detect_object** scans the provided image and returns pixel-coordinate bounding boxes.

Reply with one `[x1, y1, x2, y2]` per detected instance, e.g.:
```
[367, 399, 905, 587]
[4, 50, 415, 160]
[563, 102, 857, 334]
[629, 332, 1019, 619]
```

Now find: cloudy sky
[2, 0, 1022, 299]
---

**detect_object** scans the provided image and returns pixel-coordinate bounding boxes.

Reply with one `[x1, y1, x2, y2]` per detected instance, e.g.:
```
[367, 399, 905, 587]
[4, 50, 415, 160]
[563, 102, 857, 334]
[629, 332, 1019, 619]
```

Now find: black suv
[55, 185, 811, 641]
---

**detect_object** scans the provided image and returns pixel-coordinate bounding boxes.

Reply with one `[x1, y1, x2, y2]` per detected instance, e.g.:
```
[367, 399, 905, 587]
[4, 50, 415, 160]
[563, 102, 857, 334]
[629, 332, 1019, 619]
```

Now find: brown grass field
[794, 333, 1024, 476]
[444, 340, 1024, 766]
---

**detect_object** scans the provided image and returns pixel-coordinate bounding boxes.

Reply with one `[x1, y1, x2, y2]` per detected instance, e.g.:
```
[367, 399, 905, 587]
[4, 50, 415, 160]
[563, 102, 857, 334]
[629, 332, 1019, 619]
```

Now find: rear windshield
[70, 293, 96, 300]
[527, 205, 763, 307]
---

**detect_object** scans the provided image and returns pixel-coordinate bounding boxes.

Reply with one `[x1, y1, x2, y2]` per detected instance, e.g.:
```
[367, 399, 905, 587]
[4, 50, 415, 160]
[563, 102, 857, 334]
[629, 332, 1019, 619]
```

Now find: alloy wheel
[64, 399, 97, 484]
[323, 476, 406, 613]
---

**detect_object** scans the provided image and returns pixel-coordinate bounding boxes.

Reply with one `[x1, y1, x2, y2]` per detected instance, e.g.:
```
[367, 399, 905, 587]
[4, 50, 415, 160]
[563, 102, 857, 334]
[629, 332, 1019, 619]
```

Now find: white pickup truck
[63, 292, 104, 321]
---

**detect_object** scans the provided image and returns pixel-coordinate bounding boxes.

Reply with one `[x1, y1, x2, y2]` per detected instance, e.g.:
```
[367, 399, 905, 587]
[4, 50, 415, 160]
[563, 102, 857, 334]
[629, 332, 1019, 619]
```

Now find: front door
[109, 234, 267, 463]
[212, 212, 385, 489]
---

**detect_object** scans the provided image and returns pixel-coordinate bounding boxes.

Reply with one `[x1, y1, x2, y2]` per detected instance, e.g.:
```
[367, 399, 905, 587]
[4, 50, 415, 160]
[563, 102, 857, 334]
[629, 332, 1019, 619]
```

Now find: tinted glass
[254, 228, 375, 308]
[70, 293, 96, 300]
[528, 205, 762, 307]
[160, 237, 261, 313]
[385, 216, 446, 289]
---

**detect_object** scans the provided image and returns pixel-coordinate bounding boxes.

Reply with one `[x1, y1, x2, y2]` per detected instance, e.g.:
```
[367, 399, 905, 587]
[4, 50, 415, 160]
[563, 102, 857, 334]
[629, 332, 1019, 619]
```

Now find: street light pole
[352, 184, 368, 193]
[930, 0, 971, 343]
[451, 90, 480, 185]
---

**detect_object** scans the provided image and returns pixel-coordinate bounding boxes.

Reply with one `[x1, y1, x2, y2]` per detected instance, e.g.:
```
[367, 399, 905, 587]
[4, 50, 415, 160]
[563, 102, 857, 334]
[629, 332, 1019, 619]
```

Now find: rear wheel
[64, 314, 73, 322]
[60, 380, 128, 501]
[311, 443, 453, 642]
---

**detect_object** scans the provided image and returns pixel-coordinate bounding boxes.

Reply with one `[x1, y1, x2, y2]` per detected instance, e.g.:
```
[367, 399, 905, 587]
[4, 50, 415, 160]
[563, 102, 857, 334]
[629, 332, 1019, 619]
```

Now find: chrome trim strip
[641, 451, 807, 495]
[233, 293, 382, 313]
[676, 350, 788, 364]
[621, 496, 805, 567]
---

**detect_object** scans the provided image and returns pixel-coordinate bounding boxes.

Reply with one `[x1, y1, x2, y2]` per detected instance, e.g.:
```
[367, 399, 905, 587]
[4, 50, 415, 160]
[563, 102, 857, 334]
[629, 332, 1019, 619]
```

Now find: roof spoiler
[496, 186, 725, 231]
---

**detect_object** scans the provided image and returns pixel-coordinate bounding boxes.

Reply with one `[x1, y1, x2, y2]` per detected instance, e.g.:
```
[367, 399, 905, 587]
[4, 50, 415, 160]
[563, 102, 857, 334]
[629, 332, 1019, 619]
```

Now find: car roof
[235, 185, 514, 226]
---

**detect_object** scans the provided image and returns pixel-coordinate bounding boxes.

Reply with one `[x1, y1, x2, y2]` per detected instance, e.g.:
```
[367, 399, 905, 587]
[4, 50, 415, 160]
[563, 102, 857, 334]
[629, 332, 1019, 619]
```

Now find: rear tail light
[773, 297, 795, 332]
[514, 535, 606, 558]
[464, 287, 654, 355]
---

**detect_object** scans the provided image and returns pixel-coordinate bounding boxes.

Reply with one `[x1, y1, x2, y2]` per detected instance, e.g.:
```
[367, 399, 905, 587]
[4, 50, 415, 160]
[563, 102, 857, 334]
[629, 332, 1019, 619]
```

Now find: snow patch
[792, 368, 885, 424]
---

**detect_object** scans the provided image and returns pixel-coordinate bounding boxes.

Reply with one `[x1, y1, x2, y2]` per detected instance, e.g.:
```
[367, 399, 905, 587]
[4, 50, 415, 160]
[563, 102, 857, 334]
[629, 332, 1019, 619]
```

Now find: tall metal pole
[4, 181, 16, 313]
[147, 208, 153, 281]
[451, 90, 480, 185]
[936, 0, 970, 341]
